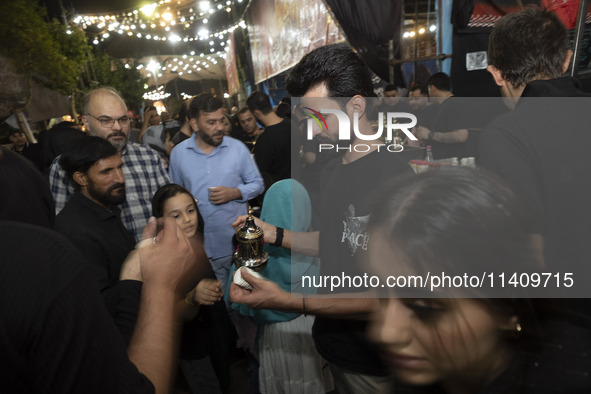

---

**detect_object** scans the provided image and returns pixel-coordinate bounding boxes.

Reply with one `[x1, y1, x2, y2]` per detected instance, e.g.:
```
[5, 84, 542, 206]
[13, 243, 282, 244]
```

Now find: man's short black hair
[383, 84, 398, 93]
[178, 99, 191, 123]
[246, 91, 273, 115]
[409, 83, 429, 96]
[237, 106, 252, 116]
[189, 93, 223, 119]
[59, 136, 119, 190]
[275, 97, 291, 118]
[286, 43, 376, 98]
[428, 72, 452, 92]
[8, 129, 23, 137]
[488, 7, 569, 87]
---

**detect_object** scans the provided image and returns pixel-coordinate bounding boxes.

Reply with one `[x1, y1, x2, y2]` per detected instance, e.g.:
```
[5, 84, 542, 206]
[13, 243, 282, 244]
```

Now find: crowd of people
[1, 6, 590, 394]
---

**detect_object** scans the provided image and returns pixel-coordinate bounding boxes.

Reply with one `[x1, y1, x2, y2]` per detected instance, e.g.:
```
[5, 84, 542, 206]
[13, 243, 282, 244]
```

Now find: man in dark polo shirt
[55, 136, 139, 343]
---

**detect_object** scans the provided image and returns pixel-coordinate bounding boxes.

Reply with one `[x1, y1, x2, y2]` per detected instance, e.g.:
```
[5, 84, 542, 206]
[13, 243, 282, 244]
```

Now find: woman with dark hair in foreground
[367, 167, 591, 393]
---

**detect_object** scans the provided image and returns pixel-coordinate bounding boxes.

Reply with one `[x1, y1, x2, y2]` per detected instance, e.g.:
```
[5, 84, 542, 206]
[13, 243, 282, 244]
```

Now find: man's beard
[197, 129, 223, 147]
[87, 181, 126, 208]
[88, 127, 127, 151]
[106, 131, 128, 151]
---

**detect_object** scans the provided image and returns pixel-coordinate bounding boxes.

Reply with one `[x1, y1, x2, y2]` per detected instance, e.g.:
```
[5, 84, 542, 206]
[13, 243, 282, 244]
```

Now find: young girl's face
[162, 193, 198, 238]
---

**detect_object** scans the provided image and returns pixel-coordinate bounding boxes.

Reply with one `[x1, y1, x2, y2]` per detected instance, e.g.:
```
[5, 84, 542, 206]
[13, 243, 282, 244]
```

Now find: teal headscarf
[228, 179, 318, 324]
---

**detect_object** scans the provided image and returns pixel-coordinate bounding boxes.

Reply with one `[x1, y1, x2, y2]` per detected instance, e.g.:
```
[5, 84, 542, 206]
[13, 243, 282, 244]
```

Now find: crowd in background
[1, 6, 591, 394]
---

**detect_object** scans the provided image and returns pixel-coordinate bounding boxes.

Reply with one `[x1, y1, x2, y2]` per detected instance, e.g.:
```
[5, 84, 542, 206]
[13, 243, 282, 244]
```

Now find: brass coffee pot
[233, 207, 268, 271]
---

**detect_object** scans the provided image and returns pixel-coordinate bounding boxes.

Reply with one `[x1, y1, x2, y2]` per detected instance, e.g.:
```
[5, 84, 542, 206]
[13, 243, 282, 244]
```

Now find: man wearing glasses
[49, 87, 170, 241]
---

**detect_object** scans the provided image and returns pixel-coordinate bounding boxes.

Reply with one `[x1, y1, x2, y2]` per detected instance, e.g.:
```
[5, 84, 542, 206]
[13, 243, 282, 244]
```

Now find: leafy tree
[85, 51, 148, 113]
[0, 0, 147, 121]
[0, 0, 90, 96]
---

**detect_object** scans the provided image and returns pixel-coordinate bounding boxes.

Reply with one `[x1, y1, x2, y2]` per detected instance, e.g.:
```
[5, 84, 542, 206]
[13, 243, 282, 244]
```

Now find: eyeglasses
[87, 114, 130, 128]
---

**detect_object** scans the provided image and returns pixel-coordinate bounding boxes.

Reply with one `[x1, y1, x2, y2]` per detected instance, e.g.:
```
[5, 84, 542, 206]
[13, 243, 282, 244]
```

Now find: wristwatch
[428, 131, 435, 140]
[272, 227, 284, 247]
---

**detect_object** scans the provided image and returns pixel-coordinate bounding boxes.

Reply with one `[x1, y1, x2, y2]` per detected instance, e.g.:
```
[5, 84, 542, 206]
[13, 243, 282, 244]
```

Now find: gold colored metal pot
[233, 207, 268, 271]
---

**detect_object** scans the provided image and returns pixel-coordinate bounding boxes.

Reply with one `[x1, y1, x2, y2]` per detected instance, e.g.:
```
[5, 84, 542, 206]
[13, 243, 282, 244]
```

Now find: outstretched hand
[229, 268, 288, 310]
[138, 217, 198, 297]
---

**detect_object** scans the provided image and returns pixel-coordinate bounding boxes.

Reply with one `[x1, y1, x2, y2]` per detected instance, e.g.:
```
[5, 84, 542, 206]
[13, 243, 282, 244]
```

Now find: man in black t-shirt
[480, 8, 591, 283]
[231, 43, 414, 393]
[378, 83, 411, 113]
[414, 72, 471, 159]
[234, 106, 264, 153]
[0, 147, 200, 393]
[408, 84, 439, 130]
[54, 136, 140, 343]
[8, 129, 43, 169]
[247, 91, 294, 185]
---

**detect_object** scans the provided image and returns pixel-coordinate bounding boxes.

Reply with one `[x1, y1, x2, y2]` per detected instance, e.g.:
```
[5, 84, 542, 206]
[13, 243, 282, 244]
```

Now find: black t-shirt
[171, 130, 190, 146]
[313, 148, 413, 376]
[0, 221, 154, 393]
[479, 78, 591, 275]
[243, 133, 260, 153]
[253, 118, 292, 186]
[12, 143, 44, 170]
[230, 127, 261, 153]
[55, 192, 136, 296]
[54, 192, 139, 343]
[415, 103, 439, 130]
[430, 97, 469, 159]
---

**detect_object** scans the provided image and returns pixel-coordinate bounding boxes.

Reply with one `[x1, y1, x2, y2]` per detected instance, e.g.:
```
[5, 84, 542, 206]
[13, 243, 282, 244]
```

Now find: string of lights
[138, 52, 224, 78]
[71, 0, 250, 90]
[143, 86, 171, 101]
[403, 24, 437, 38]
[72, 0, 246, 47]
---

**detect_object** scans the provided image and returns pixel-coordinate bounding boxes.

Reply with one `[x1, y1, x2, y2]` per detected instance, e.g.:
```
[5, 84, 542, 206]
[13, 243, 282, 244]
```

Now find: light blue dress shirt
[169, 134, 264, 259]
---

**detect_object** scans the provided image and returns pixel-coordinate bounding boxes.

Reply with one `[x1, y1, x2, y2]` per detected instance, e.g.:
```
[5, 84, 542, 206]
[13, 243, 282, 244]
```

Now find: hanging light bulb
[140, 3, 157, 17]
[199, 1, 210, 12]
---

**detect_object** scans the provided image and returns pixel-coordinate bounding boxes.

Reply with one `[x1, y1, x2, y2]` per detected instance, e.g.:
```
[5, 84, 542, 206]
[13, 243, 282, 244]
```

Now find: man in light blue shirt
[169, 93, 264, 288]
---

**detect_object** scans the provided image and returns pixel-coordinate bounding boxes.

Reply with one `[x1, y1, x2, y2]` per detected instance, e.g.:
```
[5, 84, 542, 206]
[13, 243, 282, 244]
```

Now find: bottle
[425, 145, 434, 162]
